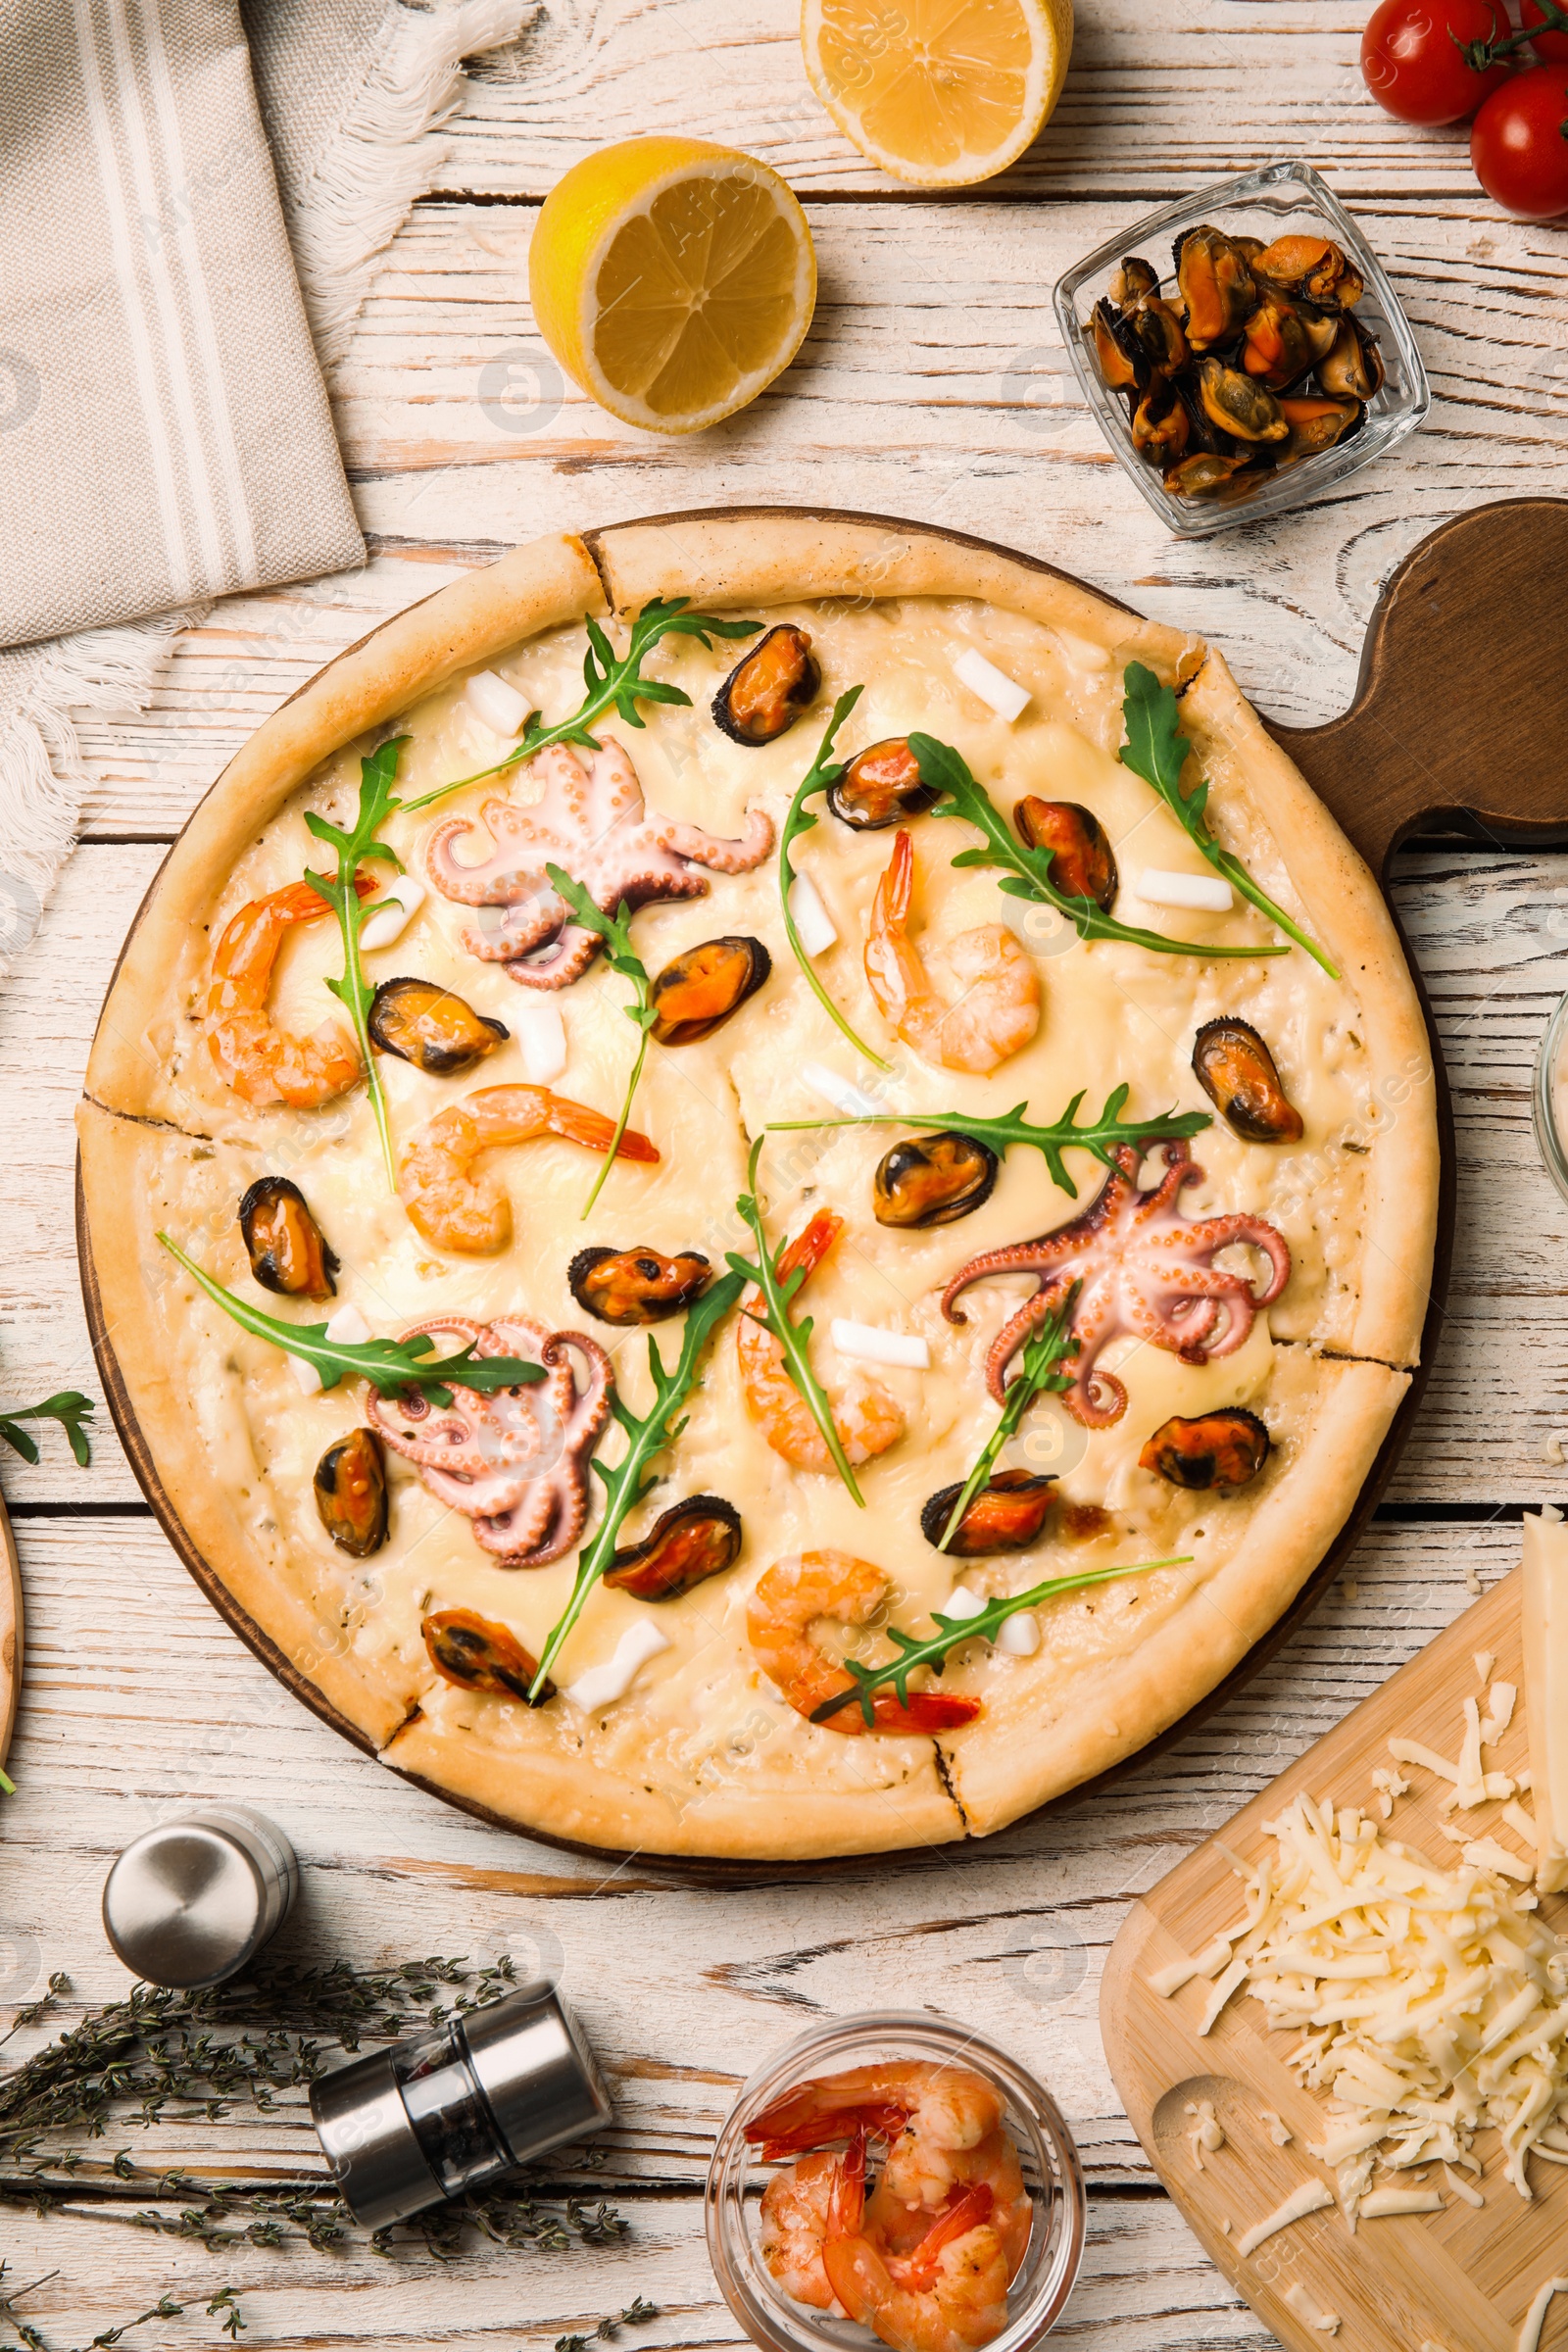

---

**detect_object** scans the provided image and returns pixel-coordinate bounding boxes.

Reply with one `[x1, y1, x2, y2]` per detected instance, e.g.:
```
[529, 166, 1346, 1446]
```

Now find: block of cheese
[1522, 1506, 1568, 1892]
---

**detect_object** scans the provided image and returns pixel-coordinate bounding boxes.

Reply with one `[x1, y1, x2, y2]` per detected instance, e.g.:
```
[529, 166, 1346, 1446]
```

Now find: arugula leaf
[544, 865, 659, 1218]
[812, 1550, 1192, 1725]
[724, 1137, 864, 1506]
[935, 1287, 1079, 1552]
[529, 1271, 747, 1697]
[157, 1235, 545, 1405]
[777, 687, 891, 1069]
[767, 1083, 1211, 1201]
[909, 732, 1287, 962]
[400, 600, 763, 816]
[1118, 662, 1339, 977]
[0, 1391, 95, 1468]
[303, 736, 408, 1189]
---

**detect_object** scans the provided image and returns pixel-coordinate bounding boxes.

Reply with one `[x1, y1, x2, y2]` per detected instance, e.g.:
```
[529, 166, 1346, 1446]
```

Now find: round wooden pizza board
[74, 500, 1568, 1877]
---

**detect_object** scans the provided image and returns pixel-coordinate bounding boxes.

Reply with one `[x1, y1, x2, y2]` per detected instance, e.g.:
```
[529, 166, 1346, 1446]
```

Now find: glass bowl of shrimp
[705, 2013, 1086, 2352]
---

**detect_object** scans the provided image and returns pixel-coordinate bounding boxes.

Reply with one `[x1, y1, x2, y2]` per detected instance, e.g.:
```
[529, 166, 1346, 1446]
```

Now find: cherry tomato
[1522, 0, 1568, 64]
[1360, 0, 1511, 122]
[1472, 66, 1568, 216]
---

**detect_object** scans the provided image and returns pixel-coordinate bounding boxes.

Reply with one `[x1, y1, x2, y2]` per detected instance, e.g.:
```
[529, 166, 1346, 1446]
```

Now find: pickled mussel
[422, 1607, 551, 1702]
[648, 936, 770, 1046]
[1173, 224, 1256, 349]
[1163, 452, 1254, 500]
[712, 625, 819, 746]
[604, 1494, 743, 1598]
[873, 1131, 999, 1229]
[1251, 233, 1363, 310]
[567, 1244, 712, 1325]
[1192, 1017, 1304, 1143]
[1109, 255, 1159, 305]
[1139, 1409, 1269, 1491]
[1131, 382, 1191, 462]
[239, 1175, 338, 1299]
[368, 977, 508, 1074]
[1014, 798, 1118, 912]
[1084, 218, 1387, 513]
[1197, 358, 1288, 445]
[1278, 395, 1362, 462]
[1316, 315, 1384, 402]
[826, 738, 939, 831]
[1241, 290, 1337, 391]
[313, 1427, 388, 1558]
[920, 1468, 1057, 1555]
[1092, 298, 1143, 392]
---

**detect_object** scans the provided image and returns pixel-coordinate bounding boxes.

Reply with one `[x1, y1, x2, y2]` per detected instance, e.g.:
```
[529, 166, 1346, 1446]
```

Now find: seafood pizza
[77, 514, 1437, 1860]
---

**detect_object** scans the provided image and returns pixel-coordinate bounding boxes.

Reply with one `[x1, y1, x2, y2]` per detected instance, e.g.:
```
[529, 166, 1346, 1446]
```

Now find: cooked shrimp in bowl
[746, 2060, 1033, 2352]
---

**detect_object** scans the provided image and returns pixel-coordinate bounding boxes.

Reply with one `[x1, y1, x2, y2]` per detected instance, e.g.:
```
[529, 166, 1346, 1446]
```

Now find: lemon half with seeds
[802, 0, 1072, 187]
[528, 137, 817, 436]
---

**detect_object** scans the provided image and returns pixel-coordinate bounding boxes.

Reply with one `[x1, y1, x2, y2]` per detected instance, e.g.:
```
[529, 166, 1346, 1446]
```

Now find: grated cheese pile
[1171, 1790, 1568, 2219]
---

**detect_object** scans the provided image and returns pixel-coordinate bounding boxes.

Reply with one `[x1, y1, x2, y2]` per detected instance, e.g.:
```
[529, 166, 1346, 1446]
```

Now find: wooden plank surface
[6, 5, 1568, 2343]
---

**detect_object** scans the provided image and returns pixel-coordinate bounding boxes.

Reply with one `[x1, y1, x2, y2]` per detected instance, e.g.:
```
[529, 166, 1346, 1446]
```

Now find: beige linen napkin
[0, 0, 363, 652]
[0, 0, 523, 954]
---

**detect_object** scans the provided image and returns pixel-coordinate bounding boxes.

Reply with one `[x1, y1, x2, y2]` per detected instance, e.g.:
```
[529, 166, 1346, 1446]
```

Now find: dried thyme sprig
[0, 1955, 623, 2265]
[557, 2302, 662, 2352]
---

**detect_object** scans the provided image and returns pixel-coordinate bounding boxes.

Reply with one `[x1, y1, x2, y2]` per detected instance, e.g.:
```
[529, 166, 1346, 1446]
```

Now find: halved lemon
[528, 137, 817, 436]
[801, 0, 1072, 187]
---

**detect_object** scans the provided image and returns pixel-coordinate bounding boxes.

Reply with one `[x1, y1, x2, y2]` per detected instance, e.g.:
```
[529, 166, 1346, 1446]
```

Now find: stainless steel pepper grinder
[310, 1979, 612, 2229]
[101, 1806, 299, 1989]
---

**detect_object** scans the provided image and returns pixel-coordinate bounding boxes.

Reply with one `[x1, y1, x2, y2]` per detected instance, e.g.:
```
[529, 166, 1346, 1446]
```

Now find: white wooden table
[3, 6, 1568, 2343]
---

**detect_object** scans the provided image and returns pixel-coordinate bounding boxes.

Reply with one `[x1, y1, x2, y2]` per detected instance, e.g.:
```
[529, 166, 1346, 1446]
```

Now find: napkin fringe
[0, 609, 205, 956]
[288, 0, 528, 371]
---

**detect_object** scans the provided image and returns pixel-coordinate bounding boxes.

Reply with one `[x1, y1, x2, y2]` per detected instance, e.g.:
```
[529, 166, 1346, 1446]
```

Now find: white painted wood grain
[6, 28, 1567, 2335]
[442, 0, 1509, 204]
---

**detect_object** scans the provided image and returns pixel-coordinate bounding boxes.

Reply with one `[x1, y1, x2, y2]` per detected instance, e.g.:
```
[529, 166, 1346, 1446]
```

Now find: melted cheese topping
[139, 593, 1390, 1801]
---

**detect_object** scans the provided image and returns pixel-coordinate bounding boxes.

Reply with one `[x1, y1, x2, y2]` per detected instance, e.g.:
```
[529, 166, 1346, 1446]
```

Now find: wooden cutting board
[1102, 1563, 1568, 2352]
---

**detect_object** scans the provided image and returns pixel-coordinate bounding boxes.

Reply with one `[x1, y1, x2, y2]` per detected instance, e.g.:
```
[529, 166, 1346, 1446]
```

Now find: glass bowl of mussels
[1054, 159, 1430, 538]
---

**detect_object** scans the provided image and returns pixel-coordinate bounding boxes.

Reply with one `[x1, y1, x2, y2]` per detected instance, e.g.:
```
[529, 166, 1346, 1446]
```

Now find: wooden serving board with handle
[1101, 1564, 1568, 2352]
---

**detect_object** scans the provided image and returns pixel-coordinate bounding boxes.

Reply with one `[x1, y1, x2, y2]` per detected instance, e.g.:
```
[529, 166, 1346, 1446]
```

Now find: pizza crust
[940, 1355, 1409, 1835]
[75, 512, 1441, 1860]
[84, 532, 607, 1120]
[76, 1098, 415, 1749]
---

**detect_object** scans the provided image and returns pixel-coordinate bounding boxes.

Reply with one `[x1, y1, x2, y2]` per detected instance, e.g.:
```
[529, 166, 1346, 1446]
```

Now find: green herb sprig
[157, 1236, 543, 1404]
[812, 1551, 1192, 1725]
[544, 866, 658, 1220]
[1119, 663, 1338, 977]
[936, 1287, 1079, 1552]
[303, 736, 408, 1188]
[400, 600, 762, 815]
[767, 1082, 1210, 1201]
[0, 1395, 94, 1470]
[724, 1136, 863, 1506]
[778, 687, 891, 1068]
[530, 1273, 746, 1698]
[910, 732, 1287, 962]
